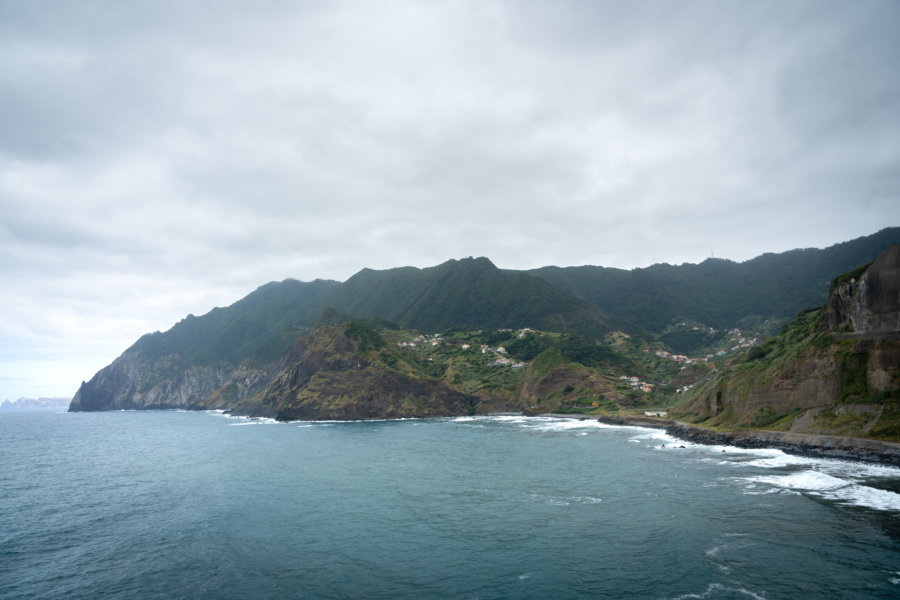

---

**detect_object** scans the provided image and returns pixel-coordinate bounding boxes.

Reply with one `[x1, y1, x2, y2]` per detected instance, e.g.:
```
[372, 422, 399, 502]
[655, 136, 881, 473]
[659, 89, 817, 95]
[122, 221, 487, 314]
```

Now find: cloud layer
[1, 0, 898, 399]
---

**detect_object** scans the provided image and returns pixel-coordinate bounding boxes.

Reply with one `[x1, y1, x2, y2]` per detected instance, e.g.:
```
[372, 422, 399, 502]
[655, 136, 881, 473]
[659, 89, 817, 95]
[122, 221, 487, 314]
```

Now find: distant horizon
[1, 396, 72, 406]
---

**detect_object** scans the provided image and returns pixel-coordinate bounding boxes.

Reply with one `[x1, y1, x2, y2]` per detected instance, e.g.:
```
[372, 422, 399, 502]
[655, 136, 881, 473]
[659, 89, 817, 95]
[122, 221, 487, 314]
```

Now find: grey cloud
[1, 0, 898, 400]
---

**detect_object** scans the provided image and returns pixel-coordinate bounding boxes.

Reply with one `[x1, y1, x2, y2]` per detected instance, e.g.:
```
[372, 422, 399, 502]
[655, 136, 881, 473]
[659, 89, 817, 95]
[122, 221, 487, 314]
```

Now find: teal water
[2, 409, 900, 599]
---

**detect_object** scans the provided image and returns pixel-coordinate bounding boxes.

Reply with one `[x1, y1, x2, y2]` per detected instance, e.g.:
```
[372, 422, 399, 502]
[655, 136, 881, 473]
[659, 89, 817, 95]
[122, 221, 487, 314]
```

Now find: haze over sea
[3, 410, 900, 599]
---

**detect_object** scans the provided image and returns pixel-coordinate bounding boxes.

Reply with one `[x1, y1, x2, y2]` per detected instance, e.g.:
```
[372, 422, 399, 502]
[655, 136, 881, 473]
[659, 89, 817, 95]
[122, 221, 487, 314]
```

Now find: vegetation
[830, 261, 872, 293]
[129, 279, 340, 366]
[324, 257, 614, 338]
[529, 227, 900, 340]
[343, 321, 386, 354]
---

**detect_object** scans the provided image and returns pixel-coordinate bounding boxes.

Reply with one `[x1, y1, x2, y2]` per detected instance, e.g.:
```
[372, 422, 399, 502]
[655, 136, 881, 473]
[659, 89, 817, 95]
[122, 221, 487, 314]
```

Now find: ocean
[2, 409, 899, 600]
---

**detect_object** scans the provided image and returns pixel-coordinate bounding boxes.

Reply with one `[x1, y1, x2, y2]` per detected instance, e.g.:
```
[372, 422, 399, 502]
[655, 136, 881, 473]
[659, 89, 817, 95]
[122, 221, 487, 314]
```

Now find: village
[392, 323, 762, 404]
[650, 326, 758, 366]
[397, 328, 532, 370]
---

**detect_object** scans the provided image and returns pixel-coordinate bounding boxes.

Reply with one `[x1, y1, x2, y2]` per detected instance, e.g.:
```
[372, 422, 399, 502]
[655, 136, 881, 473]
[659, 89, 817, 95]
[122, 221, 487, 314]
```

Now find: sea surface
[2, 409, 900, 599]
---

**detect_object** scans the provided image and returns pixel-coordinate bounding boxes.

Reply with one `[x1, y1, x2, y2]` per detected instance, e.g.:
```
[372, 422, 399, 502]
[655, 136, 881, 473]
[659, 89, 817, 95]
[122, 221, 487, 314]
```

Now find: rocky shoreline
[591, 415, 900, 467]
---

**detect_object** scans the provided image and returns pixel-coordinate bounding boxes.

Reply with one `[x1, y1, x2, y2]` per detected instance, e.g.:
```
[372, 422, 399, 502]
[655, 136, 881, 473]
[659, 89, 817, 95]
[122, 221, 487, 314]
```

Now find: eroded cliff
[69, 349, 284, 411]
[676, 246, 900, 441]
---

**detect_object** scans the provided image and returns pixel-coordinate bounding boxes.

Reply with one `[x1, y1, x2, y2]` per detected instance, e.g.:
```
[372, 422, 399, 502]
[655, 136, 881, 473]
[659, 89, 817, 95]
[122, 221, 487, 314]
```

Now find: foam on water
[739, 471, 900, 511]
[523, 492, 603, 506]
[515, 415, 900, 514]
[660, 442, 900, 512]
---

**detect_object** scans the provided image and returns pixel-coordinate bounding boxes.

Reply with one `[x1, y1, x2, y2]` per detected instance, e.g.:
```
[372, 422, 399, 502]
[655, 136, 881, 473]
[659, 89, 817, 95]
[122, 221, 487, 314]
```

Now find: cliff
[674, 245, 900, 441]
[68, 349, 284, 411]
[68, 278, 339, 412]
[825, 244, 900, 335]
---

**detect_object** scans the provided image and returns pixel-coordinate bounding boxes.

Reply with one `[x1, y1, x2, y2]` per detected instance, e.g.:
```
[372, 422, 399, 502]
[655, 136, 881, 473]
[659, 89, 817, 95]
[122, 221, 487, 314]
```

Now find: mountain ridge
[70, 228, 900, 419]
[528, 227, 900, 333]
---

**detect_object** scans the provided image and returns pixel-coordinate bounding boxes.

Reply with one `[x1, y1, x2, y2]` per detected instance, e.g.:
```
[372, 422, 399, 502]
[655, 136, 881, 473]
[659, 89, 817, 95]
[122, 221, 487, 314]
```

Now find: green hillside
[129, 278, 341, 367]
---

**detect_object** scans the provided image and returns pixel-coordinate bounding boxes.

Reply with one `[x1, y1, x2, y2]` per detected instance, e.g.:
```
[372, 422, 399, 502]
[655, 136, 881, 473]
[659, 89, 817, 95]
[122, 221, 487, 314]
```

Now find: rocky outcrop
[825, 244, 900, 334]
[69, 349, 284, 411]
[596, 415, 900, 466]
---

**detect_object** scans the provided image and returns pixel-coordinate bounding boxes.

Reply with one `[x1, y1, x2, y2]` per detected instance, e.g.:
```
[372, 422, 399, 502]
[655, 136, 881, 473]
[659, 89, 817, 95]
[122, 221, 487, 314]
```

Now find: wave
[494, 415, 900, 514]
[206, 412, 282, 426]
[227, 416, 280, 426]
[737, 470, 900, 511]
[652, 434, 900, 512]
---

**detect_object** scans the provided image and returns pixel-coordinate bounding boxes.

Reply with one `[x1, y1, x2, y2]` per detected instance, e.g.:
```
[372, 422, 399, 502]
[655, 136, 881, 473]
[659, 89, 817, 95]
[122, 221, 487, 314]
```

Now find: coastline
[590, 414, 900, 468]
[67, 406, 900, 467]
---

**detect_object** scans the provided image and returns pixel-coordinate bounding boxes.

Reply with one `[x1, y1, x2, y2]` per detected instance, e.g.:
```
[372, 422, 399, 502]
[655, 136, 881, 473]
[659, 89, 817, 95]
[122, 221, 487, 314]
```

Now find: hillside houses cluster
[483, 344, 526, 369]
[397, 333, 442, 348]
[619, 375, 654, 393]
[728, 329, 758, 351]
[651, 327, 759, 365]
[491, 356, 527, 369]
[397, 333, 527, 370]
[654, 349, 696, 363]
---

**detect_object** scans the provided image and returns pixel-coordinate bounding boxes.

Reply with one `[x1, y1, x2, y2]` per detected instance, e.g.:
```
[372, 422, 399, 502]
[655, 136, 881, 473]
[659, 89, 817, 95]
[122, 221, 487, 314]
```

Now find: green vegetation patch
[344, 321, 386, 354]
[529, 348, 568, 380]
[837, 345, 870, 402]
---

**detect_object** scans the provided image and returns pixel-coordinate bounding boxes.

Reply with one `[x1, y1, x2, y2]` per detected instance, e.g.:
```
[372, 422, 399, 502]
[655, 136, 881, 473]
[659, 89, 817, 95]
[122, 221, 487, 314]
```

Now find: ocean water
[2, 410, 900, 600]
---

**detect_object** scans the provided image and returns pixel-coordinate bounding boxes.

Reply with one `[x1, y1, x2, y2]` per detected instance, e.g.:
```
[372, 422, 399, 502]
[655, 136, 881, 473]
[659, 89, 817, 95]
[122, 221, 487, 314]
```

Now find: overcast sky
[2, 0, 898, 400]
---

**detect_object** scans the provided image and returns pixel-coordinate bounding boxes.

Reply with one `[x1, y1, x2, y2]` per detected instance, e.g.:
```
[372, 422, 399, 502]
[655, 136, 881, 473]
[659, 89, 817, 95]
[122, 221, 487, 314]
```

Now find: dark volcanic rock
[596, 415, 900, 466]
[826, 244, 900, 334]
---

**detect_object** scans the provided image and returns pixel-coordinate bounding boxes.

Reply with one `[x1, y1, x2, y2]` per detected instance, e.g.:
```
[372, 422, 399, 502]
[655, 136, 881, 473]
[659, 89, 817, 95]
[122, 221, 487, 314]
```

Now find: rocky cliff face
[230, 325, 480, 420]
[681, 246, 900, 441]
[69, 350, 284, 411]
[825, 244, 900, 334]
